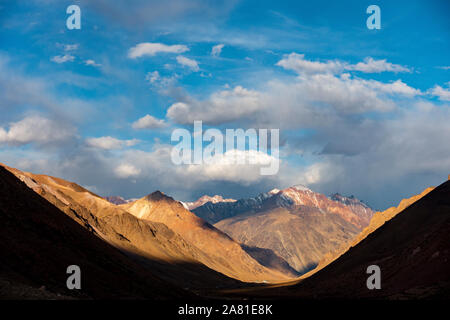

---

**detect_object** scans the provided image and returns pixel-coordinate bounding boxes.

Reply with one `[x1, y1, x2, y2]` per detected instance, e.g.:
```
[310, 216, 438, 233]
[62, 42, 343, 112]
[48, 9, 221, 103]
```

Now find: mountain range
[193, 185, 374, 273]
[229, 179, 450, 299]
[0, 162, 448, 299]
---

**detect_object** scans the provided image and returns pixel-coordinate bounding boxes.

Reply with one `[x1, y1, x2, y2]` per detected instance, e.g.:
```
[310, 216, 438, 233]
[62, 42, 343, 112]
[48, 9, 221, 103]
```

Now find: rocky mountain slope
[120, 192, 291, 282]
[198, 185, 374, 273]
[0, 165, 190, 299]
[104, 196, 134, 205]
[1, 164, 281, 289]
[184, 195, 236, 210]
[310, 186, 435, 277]
[194, 185, 373, 228]
[215, 205, 361, 274]
[235, 180, 450, 299]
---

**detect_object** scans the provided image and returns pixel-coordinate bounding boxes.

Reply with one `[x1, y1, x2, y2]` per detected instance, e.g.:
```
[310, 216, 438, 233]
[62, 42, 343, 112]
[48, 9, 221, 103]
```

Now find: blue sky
[0, 0, 449, 209]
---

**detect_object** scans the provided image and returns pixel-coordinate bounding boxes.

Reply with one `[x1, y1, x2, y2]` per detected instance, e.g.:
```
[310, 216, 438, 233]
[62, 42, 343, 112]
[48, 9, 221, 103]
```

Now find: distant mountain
[329, 193, 374, 227]
[237, 180, 450, 299]
[0, 165, 190, 299]
[193, 185, 373, 228]
[104, 196, 135, 205]
[192, 188, 293, 224]
[120, 192, 291, 282]
[198, 185, 374, 274]
[184, 195, 236, 210]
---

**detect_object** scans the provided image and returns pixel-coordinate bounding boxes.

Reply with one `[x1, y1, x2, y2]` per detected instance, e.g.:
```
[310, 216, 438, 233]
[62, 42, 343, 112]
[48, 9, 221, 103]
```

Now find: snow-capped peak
[268, 188, 280, 195]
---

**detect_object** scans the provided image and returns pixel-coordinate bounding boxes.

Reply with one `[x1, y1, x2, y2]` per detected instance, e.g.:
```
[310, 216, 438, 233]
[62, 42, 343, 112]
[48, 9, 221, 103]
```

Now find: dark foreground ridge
[0, 166, 192, 299]
[230, 179, 450, 299]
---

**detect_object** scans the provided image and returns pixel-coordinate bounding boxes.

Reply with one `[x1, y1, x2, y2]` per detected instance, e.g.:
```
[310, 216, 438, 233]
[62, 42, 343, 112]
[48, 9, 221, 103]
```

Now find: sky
[0, 0, 449, 210]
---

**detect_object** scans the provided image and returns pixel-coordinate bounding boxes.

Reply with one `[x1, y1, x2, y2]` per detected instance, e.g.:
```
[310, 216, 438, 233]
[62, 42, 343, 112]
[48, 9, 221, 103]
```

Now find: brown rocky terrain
[308, 186, 435, 277]
[0, 164, 275, 290]
[194, 185, 374, 228]
[210, 185, 374, 274]
[228, 179, 450, 299]
[185, 195, 237, 210]
[2, 163, 289, 286]
[0, 165, 191, 299]
[120, 192, 291, 282]
[215, 205, 361, 274]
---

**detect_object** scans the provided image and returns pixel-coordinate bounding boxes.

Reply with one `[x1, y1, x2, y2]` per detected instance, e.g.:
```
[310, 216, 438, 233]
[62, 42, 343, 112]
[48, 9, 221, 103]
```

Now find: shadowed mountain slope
[1, 164, 249, 290]
[121, 192, 291, 282]
[233, 180, 450, 299]
[215, 205, 360, 274]
[0, 166, 191, 299]
[209, 186, 372, 273]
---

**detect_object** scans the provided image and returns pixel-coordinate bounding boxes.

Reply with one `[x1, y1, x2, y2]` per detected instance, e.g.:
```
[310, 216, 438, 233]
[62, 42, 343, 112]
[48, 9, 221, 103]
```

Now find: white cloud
[86, 136, 139, 150]
[132, 114, 166, 129]
[128, 42, 189, 58]
[296, 73, 396, 113]
[167, 72, 418, 125]
[276, 53, 344, 74]
[64, 44, 78, 51]
[176, 55, 200, 71]
[429, 84, 450, 101]
[84, 59, 101, 67]
[51, 54, 75, 64]
[361, 79, 421, 97]
[114, 163, 141, 178]
[211, 44, 224, 57]
[348, 57, 411, 73]
[146, 71, 161, 83]
[0, 116, 74, 145]
[167, 86, 261, 124]
[276, 53, 411, 75]
[145, 71, 178, 88]
[183, 149, 279, 184]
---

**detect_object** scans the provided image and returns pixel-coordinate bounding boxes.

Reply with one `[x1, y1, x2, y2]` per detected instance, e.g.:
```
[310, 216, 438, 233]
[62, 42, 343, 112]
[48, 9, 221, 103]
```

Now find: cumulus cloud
[86, 136, 139, 150]
[276, 53, 411, 75]
[167, 86, 261, 124]
[429, 84, 450, 101]
[128, 42, 189, 58]
[176, 55, 200, 71]
[166, 72, 420, 125]
[51, 54, 75, 64]
[363, 79, 421, 97]
[299, 103, 450, 209]
[348, 57, 411, 73]
[276, 53, 344, 74]
[145, 71, 178, 88]
[132, 114, 166, 129]
[182, 149, 279, 184]
[114, 163, 141, 178]
[211, 44, 224, 57]
[0, 116, 75, 146]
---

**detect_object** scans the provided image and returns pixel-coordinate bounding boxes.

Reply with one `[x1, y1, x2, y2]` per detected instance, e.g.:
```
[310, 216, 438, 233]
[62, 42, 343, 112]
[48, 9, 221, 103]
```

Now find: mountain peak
[144, 190, 174, 202]
[268, 188, 281, 195]
[185, 194, 236, 210]
[330, 193, 370, 209]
